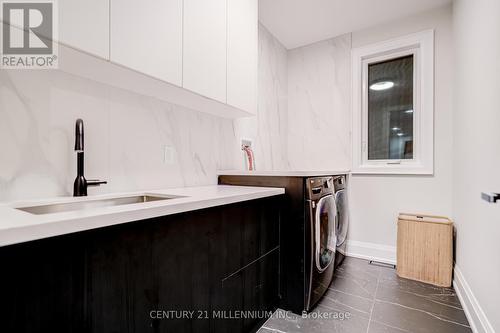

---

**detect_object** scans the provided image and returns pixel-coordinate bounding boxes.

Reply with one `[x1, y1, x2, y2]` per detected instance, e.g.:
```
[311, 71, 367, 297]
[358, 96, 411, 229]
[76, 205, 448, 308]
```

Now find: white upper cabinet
[58, 0, 110, 59]
[57, 0, 258, 117]
[227, 0, 258, 114]
[110, 0, 183, 85]
[183, 0, 227, 103]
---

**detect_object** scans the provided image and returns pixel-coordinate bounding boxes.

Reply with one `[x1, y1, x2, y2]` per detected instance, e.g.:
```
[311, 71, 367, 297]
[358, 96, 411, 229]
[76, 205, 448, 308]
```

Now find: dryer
[305, 177, 337, 311]
[333, 175, 349, 268]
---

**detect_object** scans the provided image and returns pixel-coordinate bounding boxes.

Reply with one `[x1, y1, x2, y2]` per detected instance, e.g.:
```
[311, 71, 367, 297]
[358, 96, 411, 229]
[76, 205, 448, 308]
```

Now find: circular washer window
[315, 195, 337, 272]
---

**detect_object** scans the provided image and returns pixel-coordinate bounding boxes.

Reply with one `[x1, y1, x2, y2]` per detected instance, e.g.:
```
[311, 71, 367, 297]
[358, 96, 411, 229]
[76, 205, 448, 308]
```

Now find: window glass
[368, 55, 414, 160]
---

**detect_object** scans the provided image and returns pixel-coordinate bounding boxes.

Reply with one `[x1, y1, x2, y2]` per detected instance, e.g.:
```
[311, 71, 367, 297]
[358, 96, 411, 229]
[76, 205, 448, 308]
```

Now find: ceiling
[259, 0, 451, 49]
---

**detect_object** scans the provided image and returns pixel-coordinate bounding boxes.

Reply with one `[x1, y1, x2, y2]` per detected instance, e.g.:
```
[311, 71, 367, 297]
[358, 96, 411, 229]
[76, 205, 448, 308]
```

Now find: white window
[351, 30, 434, 174]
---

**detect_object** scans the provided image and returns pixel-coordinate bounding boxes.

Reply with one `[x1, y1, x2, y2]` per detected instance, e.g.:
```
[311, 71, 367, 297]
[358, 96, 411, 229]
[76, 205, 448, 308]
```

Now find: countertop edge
[0, 186, 285, 248]
[217, 170, 351, 177]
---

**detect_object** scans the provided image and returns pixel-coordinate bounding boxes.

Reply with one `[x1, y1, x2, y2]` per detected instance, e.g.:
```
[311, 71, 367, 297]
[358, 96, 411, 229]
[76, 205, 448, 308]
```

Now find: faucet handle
[87, 180, 107, 187]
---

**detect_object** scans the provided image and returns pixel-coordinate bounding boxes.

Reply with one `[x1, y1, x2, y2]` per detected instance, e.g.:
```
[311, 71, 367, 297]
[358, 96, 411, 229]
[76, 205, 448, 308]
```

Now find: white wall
[0, 24, 287, 202]
[286, 6, 454, 262]
[284, 5, 499, 329]
[347, 6, 454, 261]
[452, 0, 500, 331]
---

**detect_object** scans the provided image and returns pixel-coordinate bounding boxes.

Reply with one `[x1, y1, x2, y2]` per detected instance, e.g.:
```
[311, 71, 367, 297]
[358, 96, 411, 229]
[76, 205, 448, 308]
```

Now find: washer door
[335, 189, 348, 247]
[315, 194, 337, 273]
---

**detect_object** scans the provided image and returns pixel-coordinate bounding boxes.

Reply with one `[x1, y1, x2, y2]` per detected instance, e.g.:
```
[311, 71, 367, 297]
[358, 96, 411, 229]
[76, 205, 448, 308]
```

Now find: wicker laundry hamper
[397, 213, 453, 287]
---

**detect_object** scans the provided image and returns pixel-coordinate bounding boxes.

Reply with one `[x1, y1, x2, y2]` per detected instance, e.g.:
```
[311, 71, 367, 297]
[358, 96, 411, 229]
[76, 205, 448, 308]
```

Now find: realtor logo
[1, 0, 58, 68]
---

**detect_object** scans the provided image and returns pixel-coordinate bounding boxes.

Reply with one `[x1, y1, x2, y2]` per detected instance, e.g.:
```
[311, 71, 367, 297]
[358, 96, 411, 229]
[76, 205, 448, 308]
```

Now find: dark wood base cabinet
[219, 176, 308, 314]
[0, 196, 282, 333]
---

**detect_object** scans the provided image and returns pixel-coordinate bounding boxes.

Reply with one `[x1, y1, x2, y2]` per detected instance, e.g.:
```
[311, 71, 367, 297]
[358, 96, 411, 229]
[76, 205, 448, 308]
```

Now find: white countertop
[218, 170, 350, 177]
[0, 185, 284, 247]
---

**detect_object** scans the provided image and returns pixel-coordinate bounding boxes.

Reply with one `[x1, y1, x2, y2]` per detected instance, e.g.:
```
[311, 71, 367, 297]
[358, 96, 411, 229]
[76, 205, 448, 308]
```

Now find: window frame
[351, 30, 434, 175]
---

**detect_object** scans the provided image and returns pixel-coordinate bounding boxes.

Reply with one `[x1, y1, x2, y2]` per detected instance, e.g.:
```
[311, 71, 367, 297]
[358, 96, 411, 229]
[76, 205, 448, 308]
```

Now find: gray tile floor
[258, 257, 471, 333]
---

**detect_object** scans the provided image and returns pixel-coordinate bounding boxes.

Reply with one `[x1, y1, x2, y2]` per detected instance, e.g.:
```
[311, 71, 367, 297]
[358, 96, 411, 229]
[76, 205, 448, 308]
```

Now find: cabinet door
[110, 0, 183, 85]
[59, 0, 110, 59]
[86, 222, 156, 333]
[210, 249, 280, 333]
[0, 234, 86, 333]
[242, 249, 280, 331]
[227, 0, 258, 114]
[183, 0, 227, 102]
[154, 211, 213, 333]
[209, 199, 280, 332]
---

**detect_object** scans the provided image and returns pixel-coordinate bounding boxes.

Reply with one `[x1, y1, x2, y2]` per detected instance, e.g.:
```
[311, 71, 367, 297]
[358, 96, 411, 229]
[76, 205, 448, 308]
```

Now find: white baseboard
[344, 240, 396, 265]
[453, 265, 495, 333]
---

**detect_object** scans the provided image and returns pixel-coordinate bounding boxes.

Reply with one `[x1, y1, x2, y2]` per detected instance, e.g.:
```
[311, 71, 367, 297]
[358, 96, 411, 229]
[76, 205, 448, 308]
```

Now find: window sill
[351, 164, 434, 175]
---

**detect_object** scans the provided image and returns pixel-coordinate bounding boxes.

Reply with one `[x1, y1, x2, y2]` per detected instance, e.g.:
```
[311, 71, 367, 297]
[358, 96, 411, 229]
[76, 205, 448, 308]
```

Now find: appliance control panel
[333, 176, 346, 191]
[306, 176, 334, 199]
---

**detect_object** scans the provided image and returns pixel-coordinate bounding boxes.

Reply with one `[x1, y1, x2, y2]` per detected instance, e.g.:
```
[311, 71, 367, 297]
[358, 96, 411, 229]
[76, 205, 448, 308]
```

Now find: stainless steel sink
[16, 195, 180, 215]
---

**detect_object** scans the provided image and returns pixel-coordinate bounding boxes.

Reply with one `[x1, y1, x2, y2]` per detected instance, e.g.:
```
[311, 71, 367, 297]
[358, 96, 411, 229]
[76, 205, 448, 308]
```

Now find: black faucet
[73, 119, 107, 196]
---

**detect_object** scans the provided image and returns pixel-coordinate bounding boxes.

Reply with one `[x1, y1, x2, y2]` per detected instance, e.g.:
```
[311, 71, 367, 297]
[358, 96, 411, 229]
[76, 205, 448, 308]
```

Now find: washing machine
[334, 175, 349, 268]
[218, 172, 349, 314]
[305, 176, 337, 311]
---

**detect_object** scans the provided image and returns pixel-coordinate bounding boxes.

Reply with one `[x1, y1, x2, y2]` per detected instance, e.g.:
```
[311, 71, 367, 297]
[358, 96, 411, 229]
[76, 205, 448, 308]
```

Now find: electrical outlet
[241, 138, 253, 148]
[163, 145, 176, 165]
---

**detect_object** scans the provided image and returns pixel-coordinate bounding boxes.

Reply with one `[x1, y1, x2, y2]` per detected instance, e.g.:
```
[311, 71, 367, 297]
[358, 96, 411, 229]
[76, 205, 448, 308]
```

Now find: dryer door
[335, 189, 348, 247]
[314, 194, 337, 272]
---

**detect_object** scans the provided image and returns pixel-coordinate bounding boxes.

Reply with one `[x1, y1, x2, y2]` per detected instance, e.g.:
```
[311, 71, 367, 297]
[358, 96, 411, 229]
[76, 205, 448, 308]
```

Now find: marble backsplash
[0, 24, 289, 202]
[0, 69, 240, 201]
[234, 24, 289, 171]
[0, 24, 350, 202]
[287, 33, 352, 171]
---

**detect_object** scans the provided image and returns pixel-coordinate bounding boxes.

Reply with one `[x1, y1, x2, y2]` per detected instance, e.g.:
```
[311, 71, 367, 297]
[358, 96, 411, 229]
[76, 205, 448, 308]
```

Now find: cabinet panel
[227, 0, 258, 114]
[59, 0, 109, 59]
[210, 249, 279, 333]
[86, 222, 156, 333]
[153, 211, 212, 333]
[183, 0, 227, 102]
[242, 249, 280, 331]
[217, 198, 280, 278]
[110, 0, 182, 85]
[0, 235, 86, 333]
